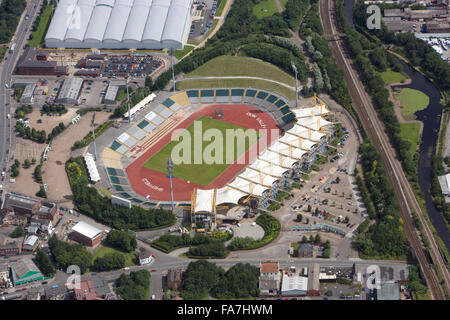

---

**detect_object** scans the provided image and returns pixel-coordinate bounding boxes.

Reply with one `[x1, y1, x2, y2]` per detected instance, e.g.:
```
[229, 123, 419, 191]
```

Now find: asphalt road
[0, 0, 42, 189]
[319, 0, 450, 299]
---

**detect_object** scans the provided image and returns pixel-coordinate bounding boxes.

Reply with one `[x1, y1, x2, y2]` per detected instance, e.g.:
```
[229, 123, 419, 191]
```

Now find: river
[344, 1, 450, 252]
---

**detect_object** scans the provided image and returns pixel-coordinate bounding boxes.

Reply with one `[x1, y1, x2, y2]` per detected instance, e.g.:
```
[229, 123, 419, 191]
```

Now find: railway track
[319, 0, 450, 299]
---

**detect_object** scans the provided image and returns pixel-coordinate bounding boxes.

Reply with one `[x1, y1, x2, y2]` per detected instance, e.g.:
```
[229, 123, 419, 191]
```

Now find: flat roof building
[20, 83, 36, 104]
[16, 48, 68, 76]
[281, 275, 308, 296]
[56, 77, 83, 104]
[70, 221, 102, 247]
[378, 283, 400, 300]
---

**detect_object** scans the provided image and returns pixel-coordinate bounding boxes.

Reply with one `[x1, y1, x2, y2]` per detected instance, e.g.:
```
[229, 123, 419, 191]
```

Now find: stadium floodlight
[166, 158, 175, 212]
[291, 62, 299, 109]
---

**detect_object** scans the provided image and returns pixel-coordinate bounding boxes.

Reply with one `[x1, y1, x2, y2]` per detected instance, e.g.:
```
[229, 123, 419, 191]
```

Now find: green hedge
[151, 231, 232, 253]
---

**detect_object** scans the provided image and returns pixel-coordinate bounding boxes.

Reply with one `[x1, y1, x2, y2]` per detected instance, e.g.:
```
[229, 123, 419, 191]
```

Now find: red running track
[126, 104, 280, 201]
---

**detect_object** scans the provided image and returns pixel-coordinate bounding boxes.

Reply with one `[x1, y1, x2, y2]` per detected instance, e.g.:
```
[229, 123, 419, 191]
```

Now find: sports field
[394, 88, 429, 119]
[142, 116, 261, 186]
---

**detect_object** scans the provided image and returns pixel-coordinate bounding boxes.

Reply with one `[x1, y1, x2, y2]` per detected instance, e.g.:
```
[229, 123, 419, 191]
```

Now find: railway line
[319, 0, 450, 299]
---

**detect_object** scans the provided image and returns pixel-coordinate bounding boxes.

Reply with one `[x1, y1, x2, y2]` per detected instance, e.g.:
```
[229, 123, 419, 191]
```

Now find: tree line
[179, 260, 259, 300]
[66, 157, 175, 231]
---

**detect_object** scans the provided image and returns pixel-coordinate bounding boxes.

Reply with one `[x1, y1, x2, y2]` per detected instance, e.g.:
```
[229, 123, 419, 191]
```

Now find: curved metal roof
[161, 3, 190, 44]
[142, 0, 170, 43]
[46, 0, 194, 48]
[84, 3, 114, 41]
[122, 0, 152, 42]
[103, 0, 134, 42]
[65, 1, 95, 41]
[45, 0, 78, 41]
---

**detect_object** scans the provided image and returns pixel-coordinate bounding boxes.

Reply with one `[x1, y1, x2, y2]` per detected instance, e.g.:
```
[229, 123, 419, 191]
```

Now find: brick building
[167, 269, 183, 291]
[69, 221, 102, 247]
[16, 48, 68, 76]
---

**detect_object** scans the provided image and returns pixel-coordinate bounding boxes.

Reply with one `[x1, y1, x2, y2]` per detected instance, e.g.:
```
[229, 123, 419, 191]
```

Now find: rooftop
[71, 221, 102, 240]
[260, 261, 279, 274]
[11, 257, 40, 279]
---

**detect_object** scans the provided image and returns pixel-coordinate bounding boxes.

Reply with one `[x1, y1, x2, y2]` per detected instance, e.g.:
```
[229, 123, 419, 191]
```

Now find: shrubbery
[228, 214, 280, 251]
[115, 270, 150, 300]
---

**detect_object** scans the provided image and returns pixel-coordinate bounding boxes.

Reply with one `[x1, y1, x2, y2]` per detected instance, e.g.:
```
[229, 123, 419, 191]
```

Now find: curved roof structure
[293, 105, 331, 118]
[288, 124, 326, 142]
[65, 0, 95, 42]
[45, 0, 78, 41]
[122, 0, 152, 42]
[258, 150, 298, 168]
[45, 0, 194, 49]
[142, 0, 170, 44]
[103, 0, 134, 42]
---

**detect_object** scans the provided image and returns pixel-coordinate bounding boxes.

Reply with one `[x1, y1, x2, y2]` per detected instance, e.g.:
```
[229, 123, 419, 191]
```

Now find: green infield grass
[143, 116, 261, 186]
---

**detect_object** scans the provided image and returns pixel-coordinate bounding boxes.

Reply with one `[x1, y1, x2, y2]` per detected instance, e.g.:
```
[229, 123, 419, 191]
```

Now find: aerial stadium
[45, 0, 193, 50]
[100, 88, 336, 230]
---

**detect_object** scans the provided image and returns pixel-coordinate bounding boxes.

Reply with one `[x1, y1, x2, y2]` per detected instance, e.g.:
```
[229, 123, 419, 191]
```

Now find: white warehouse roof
[72, 221, 102, 240]
[45, 0, 193, 49]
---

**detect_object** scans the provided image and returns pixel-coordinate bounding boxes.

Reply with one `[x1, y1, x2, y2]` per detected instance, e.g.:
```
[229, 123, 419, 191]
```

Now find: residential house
[298, 243, 313, 258]
[138, 247, 153, 265]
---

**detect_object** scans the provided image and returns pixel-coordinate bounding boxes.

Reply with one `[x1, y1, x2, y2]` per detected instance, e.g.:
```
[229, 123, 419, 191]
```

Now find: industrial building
[56, 77, 84, 104]
[10, 258, 44, 286]
[104, 80, 127, 104]
[3, 193, 59, 225]
[19, 83, 37, 104]
[281, 275, 308, 296]
[69, 221, 103, 247]
[16, 48, 68, 76]
[45, 0, 194, 50]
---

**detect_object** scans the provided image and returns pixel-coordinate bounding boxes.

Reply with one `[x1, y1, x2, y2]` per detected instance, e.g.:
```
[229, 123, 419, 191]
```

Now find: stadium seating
[231, 89, 244, 104]
[200, 89, 214, 104]
[215, 89, 230, 104]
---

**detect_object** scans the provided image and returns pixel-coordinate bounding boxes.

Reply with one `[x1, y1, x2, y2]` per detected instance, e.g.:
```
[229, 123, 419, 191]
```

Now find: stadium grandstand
[99, 88, 336, 230]
[45, 0, 194, 50]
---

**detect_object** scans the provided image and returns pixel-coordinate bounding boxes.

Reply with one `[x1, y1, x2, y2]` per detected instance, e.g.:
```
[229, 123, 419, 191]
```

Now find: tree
[309, 235, 314, 242]
[115, 270, 150, 300]
[23, 159, 31, 168]
[297, 213, 303, 222]
[34, 248, 55, 277]
[145, 76, 153, 88]
[105, 230, 137, 253]
[180, 260, 224, 300]
[314, 234, 321, 244]
[9, 226, 25, 238]
[336, 177, 340, 184]
[307, 205, 312, 212]
[212, 263, 259, 299]
[93, 252, 126, 271]
[301, 235, 308, 243]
